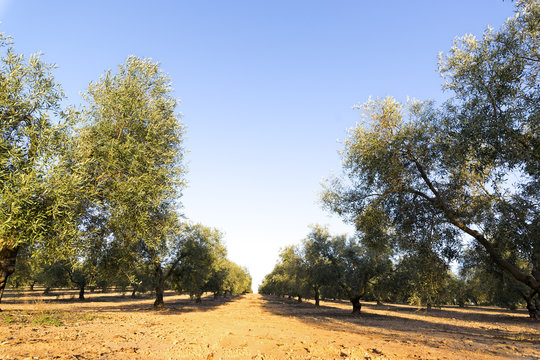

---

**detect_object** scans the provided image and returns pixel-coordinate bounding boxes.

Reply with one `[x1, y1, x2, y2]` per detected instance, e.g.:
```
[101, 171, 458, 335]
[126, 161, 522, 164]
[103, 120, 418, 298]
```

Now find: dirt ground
[0, 290, 538, 360]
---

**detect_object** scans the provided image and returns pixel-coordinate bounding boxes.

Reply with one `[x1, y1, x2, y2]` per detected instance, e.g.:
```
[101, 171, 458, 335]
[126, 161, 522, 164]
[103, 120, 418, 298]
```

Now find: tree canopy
[322, 0, 540, 317]
[0, 33, 81, 302]
[0, 45, 252, 308]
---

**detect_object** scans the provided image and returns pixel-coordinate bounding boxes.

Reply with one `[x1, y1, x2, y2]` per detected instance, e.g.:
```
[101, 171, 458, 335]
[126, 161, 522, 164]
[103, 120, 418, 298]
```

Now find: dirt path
[0, 291, 538, 359]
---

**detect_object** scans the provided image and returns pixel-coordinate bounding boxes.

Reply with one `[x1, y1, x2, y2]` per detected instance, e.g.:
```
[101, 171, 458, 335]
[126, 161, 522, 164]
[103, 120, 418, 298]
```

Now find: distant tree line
[259, 225, 529, 314]
[0, 35, 250, 308]
[261, 0, 539, 318]
[8, 223, 252, 302]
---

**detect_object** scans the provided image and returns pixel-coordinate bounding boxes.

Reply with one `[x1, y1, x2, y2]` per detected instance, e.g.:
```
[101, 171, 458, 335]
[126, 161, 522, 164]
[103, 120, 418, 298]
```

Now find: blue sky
[1, 1, 515, 290]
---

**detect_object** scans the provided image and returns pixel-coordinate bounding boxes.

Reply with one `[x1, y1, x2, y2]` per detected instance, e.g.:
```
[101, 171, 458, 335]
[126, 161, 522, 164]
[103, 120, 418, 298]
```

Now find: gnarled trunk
[351, 296, 362, 314]
[79, 284, 86, 300]
[314, 287, 320, 307]
[0, 246, 19, 305]
[523, 291, 540, 319]
[153, 265, 164, 309]
[525, 298, 540, 319]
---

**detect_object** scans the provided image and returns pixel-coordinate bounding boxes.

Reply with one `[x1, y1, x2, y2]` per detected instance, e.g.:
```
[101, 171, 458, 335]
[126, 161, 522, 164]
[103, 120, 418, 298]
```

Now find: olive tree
[205, 258, 252, 298]
[260, 227, 392, 313]
[302, 226, 340, 306]
[259, 246, 309, 302]
[76, 56, 185, 307]
[171, 223, 226, 302]
[0, 34, 81, 306]
[323, 0, 540, 317]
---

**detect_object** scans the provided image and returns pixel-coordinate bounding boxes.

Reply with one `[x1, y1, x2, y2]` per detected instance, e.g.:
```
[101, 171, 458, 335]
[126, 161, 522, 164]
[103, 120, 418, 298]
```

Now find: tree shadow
[260, 295, 540, 351]
[1, 289, 242, 313]
[360, 302, 532, 326]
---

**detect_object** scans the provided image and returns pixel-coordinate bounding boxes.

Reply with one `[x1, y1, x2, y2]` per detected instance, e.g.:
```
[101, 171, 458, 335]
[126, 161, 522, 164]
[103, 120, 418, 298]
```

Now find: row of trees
[0, 33, 250, 308]
[8, 223, 252, 302]
[259, 226, 530, 313]
[261, 0, 539, 318]
[259, 226, 391, 313]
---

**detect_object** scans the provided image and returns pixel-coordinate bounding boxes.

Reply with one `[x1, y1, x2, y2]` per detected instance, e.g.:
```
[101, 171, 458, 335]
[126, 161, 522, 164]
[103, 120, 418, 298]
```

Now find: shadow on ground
[1, 289, 243, 313]
[260, 295, 540, 350]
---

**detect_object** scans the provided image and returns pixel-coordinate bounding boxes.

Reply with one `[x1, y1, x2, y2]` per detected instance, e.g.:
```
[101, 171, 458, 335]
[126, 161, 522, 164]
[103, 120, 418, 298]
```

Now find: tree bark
[297, 295, 302, 303]
[409, 154, 540, 294]
[153, 265, 164, 309]
[351, 296, 362, 314]
[0, 246, 18, 305]
[314, 287, 320, 307]
[79, 284, 85, 300]
[523, 291, 540, 319]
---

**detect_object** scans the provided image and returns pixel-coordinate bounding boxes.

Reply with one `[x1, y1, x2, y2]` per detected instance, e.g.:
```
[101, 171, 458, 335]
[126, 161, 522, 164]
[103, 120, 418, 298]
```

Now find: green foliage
[322, 1, 540, 316]
[398, 250, 452, 309]
[0, 32, 82, 298]
[205, 258, 252, 296]
[75, 56, 185, 306]
[6, 249, 36, 288]
[171, 223, 226, 301]
[33, 314, 63, 327]
[260, 226, 392, 312]
[0, 37, 253, 309]
[259, 245, 310, 301]
[460, 247, 529, 310]
[77, 55, 184, 247]
[301, 226, 338, 304]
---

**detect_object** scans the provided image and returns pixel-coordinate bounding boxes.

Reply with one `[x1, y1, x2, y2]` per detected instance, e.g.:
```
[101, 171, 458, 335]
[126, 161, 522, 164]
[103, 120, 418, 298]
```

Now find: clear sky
[1, 0, 515, 290]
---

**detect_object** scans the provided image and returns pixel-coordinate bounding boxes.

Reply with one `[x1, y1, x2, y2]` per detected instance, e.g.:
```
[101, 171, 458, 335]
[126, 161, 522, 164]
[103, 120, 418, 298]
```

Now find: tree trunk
[30, 281, 35, 291]
[531, 252, 540, 318]
[351, 296, 362, 314]
[153, 265, 164, 309]
[412, 158, 540, 294]
[79, 284, 85, 300]
[314, 288, 320, 307]
[297, 295, 302, 303]
[524, 291, 540, 319]
[0, 246, 19, 305]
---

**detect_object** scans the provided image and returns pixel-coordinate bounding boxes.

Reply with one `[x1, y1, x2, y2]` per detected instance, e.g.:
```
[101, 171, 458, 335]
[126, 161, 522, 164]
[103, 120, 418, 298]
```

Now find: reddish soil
[0, 290, 538, 359]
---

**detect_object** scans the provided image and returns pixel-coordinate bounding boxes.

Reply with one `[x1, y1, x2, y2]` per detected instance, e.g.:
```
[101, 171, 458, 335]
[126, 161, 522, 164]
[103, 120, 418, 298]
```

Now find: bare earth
[0, 290, 539, 359]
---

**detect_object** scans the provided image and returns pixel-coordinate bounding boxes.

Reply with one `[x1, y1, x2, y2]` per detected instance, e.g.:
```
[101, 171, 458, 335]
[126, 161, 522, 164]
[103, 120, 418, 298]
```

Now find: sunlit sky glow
[2, 1, 514, 290]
